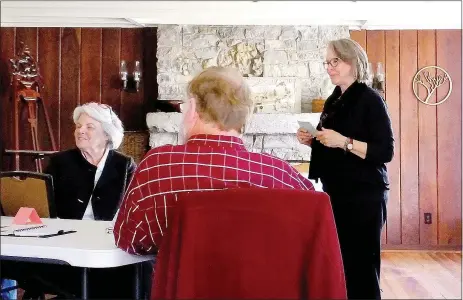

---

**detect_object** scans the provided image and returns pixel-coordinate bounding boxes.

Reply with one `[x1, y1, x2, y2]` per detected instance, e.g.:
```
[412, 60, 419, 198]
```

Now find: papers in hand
[297, 120, 318, 136]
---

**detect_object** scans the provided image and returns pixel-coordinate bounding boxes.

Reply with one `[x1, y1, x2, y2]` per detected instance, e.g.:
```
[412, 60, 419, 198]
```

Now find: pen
[1, 230, 77, 238]
[39, 230, 77, 238]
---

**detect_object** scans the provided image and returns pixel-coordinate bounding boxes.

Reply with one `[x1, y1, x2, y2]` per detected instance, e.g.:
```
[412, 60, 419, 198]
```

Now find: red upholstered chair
[151, 188, 346, 300]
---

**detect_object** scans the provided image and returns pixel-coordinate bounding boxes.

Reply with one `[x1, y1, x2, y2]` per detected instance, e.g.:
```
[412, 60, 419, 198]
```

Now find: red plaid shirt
[114, 134, 314, 255]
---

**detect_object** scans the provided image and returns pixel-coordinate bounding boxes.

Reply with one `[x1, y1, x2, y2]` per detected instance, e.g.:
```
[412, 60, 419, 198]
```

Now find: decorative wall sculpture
[247, 77, 301, 113]
[413, 66, 453, 106]
[215, 42, 264, 77]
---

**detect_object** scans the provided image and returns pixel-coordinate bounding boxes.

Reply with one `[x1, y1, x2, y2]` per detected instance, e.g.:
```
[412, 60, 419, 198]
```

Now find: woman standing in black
[297, 38, 394, 299]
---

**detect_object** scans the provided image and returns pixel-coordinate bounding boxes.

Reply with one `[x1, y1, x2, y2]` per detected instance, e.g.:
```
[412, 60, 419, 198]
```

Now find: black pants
[323, 183, 388, 300]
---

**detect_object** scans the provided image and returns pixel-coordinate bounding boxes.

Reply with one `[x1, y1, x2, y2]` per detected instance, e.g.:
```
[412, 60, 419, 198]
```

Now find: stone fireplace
[147, 112, 321, 161]
[147, 24, 349, 160]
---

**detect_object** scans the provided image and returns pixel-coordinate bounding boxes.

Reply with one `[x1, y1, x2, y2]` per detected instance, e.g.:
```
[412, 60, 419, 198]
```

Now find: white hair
[72, 102, 124, 149]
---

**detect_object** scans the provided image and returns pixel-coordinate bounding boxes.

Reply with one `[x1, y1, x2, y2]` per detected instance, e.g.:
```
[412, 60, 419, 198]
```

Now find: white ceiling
[1, 1, 461, 30]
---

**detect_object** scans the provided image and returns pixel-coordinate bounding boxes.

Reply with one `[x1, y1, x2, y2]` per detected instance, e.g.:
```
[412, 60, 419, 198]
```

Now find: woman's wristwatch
[344, 137, 354, 152]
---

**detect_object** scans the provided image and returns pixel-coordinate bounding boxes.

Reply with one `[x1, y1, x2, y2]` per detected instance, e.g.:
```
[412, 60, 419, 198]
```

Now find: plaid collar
[187, 134, 246, 150]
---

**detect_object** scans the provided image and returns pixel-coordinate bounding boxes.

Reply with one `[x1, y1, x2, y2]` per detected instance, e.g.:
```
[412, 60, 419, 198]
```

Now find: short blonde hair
[328, 38, 369, 83]
[187, 66, 252, 133]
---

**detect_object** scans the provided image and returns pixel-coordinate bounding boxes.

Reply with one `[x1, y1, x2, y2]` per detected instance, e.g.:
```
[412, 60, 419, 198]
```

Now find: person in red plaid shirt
[114, 66, 314, 255]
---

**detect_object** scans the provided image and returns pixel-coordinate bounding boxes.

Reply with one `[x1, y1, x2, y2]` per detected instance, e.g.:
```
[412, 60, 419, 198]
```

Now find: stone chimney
[147, 24, 349, 161]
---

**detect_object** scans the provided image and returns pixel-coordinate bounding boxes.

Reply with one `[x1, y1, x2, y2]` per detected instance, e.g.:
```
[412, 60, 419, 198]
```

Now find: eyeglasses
[323, 57, 341, 70]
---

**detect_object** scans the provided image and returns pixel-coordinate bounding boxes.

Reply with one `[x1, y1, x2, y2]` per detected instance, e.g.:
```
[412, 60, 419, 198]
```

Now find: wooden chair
[0, 171, 57, 299]
[0, 171, 56, 218]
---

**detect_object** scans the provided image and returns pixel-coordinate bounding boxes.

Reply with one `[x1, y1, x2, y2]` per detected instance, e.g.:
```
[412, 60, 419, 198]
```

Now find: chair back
[0, 171, 56, 218]
[152, 188, 346, 300]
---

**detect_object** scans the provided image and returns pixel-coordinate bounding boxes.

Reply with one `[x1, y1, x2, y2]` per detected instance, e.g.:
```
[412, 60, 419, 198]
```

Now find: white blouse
[82, 148, 110, 220]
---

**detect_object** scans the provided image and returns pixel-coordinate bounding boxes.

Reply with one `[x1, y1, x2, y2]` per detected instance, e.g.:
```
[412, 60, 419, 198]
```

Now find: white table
[0, 216, 154, 299]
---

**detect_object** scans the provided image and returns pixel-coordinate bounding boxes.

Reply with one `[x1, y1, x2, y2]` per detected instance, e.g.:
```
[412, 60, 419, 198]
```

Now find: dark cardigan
[45, 148, 136, 221]
[309, 81, 394, 191]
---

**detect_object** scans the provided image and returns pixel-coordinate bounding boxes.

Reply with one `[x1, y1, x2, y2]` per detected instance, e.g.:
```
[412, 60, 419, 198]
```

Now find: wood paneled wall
[0, 27, 460, 248]
[0, 27, 157, 171]
[351, 30, 461, 248]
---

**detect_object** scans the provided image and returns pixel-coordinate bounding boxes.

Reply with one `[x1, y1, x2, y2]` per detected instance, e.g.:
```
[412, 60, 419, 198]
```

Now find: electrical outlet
[424, 213, 432, 224]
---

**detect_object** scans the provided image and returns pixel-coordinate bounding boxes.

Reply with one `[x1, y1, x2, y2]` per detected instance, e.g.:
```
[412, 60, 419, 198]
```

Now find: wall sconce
[133, 61, 142, 92]
[366, 62, 374, 88]
[373, 62, 385, 93]
[120, 61, 128, 90]
[366, 62, 385, 94]
[120, 60, 142, 92]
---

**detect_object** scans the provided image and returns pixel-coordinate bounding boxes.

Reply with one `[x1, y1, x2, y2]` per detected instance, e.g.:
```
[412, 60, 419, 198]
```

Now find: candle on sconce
[366, 62, 374, 88]
[375, 62, 385, 92]
[133, 61, 142, 92]
[120, 60, 128, 90]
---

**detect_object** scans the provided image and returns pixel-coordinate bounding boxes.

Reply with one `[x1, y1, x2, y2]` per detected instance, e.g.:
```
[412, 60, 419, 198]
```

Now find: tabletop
[0, 216, 154, 268]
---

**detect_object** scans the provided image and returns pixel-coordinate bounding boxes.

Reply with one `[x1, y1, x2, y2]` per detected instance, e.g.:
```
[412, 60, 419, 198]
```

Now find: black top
[308, 81, 394, 191]
[45, 148, 136, 221]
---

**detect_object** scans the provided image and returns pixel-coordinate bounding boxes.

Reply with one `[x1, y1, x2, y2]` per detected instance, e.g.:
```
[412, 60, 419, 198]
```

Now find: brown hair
[187, 66, 253, 133]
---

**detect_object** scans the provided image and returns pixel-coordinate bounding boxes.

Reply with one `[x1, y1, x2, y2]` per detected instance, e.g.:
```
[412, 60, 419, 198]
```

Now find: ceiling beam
[1, 1, 461, 29]
[125, 18, 145, 28]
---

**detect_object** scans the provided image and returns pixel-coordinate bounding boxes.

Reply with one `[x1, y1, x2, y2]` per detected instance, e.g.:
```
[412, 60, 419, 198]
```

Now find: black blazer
[45, 148, 136, 221]
[309, 81, 394, 191]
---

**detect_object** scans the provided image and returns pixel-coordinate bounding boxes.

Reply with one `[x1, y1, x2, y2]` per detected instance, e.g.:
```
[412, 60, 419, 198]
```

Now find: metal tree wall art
[412, 66, 453, 106]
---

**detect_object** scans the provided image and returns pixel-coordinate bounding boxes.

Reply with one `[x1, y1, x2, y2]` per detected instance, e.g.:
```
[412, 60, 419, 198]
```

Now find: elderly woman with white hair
[297, 39, 394, 299]
[6, 103, 139, 299]
[45, 102, 136, 221]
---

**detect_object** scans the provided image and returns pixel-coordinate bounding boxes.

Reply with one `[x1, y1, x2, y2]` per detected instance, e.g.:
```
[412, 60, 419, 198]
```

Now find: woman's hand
[316, 127, 347, 149]
[296, 128, 313, 146]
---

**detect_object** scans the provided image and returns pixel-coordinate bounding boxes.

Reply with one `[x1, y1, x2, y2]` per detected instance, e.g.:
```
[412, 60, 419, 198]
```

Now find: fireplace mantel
[146, 112, 321, 161]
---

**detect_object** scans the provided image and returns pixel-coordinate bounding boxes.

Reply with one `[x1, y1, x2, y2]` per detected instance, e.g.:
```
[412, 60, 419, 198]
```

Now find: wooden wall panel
[399, 30, 419, 245]
[38, 28, 61, 151]
[436, 30, 462, 246]
[366, 30, 387, 244]
[101, 28, 122, 116]
[60, 28, 81, 151]
[0, 28, 15, 171]
[384, 30, 401, 245]
[80, 28, 102, 104]
[15, 28, 37, 57]
[366, 31, 385, 64]
[120, 29, 145, 131]
[1, 27, 460, 249]
[351, 29, 462, 249]
[350, 30, 366, 50]
[1, 27, 154, 172]
[417, 30, 438, 246]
